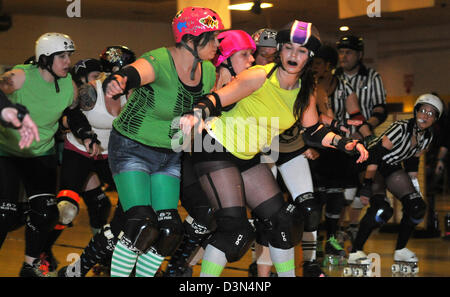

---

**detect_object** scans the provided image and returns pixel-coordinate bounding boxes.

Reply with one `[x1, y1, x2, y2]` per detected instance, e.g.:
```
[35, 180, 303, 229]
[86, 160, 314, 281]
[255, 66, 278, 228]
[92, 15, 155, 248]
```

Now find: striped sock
[302, 231, 317, 261]
[110, 241, 138, 277]
[200, 245, 227, 277]
[135, 249, 164, 277]
[269, 244, 296, 277]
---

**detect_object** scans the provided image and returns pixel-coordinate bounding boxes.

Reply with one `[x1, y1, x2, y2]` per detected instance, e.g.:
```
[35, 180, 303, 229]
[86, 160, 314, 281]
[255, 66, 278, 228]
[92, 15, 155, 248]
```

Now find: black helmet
[99, 45, 136, 73]
[71, 58, 102, 86]
[336, 35, 364, 52]
[314, 45, 338, 68]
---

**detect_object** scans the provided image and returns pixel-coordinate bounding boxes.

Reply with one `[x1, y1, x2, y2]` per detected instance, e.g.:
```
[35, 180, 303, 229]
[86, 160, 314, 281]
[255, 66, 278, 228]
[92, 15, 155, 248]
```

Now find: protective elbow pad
[302, 122, 331, 148]
[64, 107, 92, 139]
[154, 209, 184, 257]
[120, 205, 159, 254]
[367, 141, 391, 165]
[372, 105, 388, 124]
[56, 190, 81, 226]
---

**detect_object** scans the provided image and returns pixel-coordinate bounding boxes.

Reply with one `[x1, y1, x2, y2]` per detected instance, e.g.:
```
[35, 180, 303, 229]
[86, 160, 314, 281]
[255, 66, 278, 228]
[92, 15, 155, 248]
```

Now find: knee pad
[184, 215, 212, 238]
[209, 207, 255, 263]
[361, 195, 393, 227]
[401, 192, 427, 224]
[0, 200, 21, 232]
[26, 194, 59, 232]
[119, 205, 159, 254]
[294, 192, 320, 232]
[324, 190, 345, 219]
[83, 188, 112, 229]
[262, 202, 304, 249]
[56, 190, 81, 227]
[154, 209, 184, 257]
[252, 215, 269, 246]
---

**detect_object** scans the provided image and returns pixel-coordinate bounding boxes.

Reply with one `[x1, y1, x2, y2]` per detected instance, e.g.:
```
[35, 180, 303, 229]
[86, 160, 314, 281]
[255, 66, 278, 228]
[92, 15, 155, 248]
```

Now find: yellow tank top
[210, 63, 300, 160]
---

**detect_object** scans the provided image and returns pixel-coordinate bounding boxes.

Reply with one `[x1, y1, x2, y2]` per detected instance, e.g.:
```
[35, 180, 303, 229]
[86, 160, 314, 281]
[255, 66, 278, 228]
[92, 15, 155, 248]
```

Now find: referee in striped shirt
[334, 35, 388, 241]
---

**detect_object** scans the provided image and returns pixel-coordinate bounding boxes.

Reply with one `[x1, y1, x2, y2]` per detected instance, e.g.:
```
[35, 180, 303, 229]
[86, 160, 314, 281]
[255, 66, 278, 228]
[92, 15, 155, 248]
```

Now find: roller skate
[19, 258, 54, 277]
[443, 213, 450, 241]
[322, 236, 347, 267]
[40, 251, 59, 276]
[92, 263, 111, 277]
[391, 248, 419, 276]
[343, 251, 372, 277]
[303, 260, 326, 277]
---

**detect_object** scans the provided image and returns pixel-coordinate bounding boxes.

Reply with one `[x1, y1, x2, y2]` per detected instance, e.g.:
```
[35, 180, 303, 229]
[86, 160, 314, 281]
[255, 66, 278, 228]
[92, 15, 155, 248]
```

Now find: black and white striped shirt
[328, 76, 355, 123]
[336, 64, 386, 121]
[369, 118, 433, 166]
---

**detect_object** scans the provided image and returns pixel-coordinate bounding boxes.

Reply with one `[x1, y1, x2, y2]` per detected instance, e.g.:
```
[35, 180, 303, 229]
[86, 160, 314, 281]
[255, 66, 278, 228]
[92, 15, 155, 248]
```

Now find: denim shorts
[108, 129, 181, 178]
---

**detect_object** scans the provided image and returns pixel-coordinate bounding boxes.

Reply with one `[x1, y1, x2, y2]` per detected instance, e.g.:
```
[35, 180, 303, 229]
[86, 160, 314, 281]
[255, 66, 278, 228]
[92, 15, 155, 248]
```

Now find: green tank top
[0, 64, 74, 157]
[113, 47, 216, 149]
[210, 63, 300, 160]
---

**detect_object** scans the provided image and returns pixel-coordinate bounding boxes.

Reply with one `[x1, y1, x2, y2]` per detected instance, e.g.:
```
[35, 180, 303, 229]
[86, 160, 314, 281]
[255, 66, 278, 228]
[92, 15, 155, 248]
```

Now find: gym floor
[0, 190, 449, 277]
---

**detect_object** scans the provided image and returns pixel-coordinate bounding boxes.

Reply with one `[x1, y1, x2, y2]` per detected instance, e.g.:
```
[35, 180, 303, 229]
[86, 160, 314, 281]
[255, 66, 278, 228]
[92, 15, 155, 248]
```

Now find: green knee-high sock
[269, 244, 296, 277]
[200, 245, 227, 277]
[110, 241, 138, 277]
[135, 249, 165, 277]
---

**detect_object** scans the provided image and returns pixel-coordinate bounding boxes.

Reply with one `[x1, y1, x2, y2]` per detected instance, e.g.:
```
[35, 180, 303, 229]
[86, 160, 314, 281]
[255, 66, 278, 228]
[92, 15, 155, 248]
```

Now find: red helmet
[172, 6, 224, 43]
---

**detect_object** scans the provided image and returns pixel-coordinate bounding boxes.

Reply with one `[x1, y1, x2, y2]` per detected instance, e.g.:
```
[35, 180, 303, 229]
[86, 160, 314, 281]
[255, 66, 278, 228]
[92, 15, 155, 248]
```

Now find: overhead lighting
[339, 26, 350, 32]
[228, 2, 274, 11]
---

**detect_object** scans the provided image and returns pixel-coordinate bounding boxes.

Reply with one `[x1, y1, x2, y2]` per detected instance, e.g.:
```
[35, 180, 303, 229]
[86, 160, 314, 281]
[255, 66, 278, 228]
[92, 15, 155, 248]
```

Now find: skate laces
[328, 236, 344, 250]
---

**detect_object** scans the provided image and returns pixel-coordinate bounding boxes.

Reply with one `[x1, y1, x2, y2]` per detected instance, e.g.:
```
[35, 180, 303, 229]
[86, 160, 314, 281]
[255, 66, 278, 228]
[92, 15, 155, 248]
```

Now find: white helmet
[35, 32, 75, 62]
[414, 93, 444, 119]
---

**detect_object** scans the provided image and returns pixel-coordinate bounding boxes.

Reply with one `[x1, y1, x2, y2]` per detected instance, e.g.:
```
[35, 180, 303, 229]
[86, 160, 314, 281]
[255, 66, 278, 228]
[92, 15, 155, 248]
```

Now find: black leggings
[59, 149, 114, 192]
[0, 154, 58, 256]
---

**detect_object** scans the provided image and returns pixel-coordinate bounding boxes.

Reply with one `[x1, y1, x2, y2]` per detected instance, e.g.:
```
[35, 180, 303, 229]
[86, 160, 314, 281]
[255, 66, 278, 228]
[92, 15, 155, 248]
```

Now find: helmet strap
[181, 40, 202, 80]
[42, 55, 61, 93]
[220, 57, 237, 77]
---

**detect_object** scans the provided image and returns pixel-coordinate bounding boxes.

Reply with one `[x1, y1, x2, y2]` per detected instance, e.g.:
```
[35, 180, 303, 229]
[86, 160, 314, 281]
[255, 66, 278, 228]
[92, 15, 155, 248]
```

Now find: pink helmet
[172, 6, 224, 43]
[213, 30, 256, 67]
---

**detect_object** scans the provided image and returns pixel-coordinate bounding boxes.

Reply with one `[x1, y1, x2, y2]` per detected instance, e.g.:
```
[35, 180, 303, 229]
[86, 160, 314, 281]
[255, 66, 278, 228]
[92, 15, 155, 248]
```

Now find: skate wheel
[364, 268, 372, 277]
[343, 267, 352, 277]
[391, 264, 400, 273]
[403, 265, 412, 274]
[412, 266, 419, 274]
[354, 268, 363, 277]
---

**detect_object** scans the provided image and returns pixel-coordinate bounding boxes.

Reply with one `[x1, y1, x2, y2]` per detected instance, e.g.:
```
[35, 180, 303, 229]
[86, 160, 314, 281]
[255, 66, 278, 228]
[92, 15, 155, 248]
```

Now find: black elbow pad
[302, 122, 331, 148]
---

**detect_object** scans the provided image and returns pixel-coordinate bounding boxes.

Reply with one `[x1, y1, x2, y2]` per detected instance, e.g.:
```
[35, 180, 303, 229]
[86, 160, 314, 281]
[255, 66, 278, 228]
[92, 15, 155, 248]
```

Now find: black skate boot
[19, 258, 54, 277]
[303, 260, 327, 277]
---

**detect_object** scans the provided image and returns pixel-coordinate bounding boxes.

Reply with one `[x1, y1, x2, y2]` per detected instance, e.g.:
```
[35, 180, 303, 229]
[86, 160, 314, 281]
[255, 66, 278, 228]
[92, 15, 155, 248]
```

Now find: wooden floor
[1, 190, 449, 278]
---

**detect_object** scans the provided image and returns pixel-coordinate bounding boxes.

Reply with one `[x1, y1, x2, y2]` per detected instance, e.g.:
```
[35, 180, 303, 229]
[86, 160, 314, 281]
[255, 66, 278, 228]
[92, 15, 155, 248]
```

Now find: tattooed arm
[0, 69, 26, 94]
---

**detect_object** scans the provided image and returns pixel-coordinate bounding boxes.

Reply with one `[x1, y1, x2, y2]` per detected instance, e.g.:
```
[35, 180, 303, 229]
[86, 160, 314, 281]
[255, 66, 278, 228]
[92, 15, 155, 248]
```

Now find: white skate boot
[392, 248, 419, 276]
[343, 251, 372, 277]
